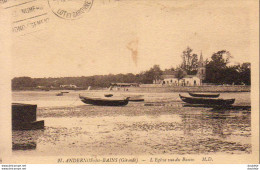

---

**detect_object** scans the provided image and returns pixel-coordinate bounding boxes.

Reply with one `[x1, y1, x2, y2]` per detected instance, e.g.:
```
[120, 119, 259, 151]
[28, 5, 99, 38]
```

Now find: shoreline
[126, 85, 251, 93]
[12, 85, 250, 93]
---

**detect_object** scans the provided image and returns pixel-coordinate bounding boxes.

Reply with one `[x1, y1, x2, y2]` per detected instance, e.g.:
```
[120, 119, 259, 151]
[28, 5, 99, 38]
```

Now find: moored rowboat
[79, 95, 129, 106]
[121, 94, 144, 102]
[56, 92, 63, 96]
[179, 94, 235, 106]
[188, 92, 220, 98]
[104, 94, 113, 97]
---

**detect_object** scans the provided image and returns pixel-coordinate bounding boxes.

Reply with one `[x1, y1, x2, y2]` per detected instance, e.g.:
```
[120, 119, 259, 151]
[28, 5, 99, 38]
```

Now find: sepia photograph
[0, 0, 259, 165]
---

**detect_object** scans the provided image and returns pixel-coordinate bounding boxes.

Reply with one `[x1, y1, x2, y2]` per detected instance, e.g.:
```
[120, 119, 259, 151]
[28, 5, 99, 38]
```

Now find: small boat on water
[122, 94, 144, 102]
[188, 92, 220, 98]
[179, 94, 235, 106]
[79, 95, 129, 106]
[104, 94, 113, 97]
[56, 92, 63, 96]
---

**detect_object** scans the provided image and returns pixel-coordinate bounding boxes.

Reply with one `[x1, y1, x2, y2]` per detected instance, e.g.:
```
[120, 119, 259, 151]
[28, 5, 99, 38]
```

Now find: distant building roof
[162, 73, 198, 79]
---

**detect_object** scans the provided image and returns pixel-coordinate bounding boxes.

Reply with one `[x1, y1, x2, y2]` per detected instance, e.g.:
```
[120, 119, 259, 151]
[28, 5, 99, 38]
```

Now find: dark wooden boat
[79, 95, 129, 106]
[129, 98, 144, 102]
[128, 98, 144, 102]
[179, 94, 235, 106]
[56, 92, 63, 96]
[188, 92, 220, 98]
[104, 94, 113, 97]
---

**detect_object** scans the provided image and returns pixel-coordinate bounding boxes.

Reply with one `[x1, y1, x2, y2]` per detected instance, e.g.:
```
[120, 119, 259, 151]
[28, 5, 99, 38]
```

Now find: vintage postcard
[0, 0, 259, 164]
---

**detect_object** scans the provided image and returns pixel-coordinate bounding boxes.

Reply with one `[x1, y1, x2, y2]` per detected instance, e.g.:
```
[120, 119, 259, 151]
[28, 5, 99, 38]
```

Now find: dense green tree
[12, 77, 36, 89]
[238, 62, 251, 85]
[205, 50, 231, 84]
[205, 50, 250, 85]
[150, 65, 163, 81]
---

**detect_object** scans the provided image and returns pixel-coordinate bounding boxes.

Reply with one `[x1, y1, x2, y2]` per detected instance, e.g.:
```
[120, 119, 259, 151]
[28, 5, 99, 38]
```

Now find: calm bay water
[12, 91, 251, 156]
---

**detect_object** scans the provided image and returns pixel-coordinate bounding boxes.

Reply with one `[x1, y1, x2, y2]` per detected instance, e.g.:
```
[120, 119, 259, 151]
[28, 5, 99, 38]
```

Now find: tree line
[174, 47, 250, 85]
[12, 47, 251, 90]
[12, 71, 162, 90]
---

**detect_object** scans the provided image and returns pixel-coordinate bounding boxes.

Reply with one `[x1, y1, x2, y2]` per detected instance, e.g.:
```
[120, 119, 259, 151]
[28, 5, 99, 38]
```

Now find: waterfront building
[154, 52, 206, 86]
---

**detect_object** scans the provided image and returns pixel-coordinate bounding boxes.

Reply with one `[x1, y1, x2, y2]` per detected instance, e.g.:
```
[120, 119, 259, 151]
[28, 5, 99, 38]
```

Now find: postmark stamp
[1, 0, 50, 35]
[48, 0, 93, 20]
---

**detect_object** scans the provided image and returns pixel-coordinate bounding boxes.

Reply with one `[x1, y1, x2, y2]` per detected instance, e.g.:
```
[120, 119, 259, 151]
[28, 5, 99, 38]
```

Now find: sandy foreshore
[13, 104, 251, 156]
[12, 91, 251, 156]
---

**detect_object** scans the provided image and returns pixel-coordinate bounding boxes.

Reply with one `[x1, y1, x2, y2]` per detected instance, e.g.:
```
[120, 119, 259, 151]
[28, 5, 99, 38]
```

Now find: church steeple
[197, 51, 206, 81]
[198, 51, 204, 67]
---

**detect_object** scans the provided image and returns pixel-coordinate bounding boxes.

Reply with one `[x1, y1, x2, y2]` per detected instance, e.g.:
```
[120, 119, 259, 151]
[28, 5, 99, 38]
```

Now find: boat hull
[179, 94, 235, 106]
[104, 94, 113, 97]
[79, 96, 129, 106]
[129, 98, 144, 102]
[122, 95, 145, 102]
[188, 92, 220, 98]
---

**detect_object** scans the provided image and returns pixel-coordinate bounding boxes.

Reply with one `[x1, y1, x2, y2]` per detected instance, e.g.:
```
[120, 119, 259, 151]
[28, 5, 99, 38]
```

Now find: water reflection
[12, 129, 44, 151]
[11, 109, 251, 155]
[180, 109, 250, 139]
[12, 142, 37, 150]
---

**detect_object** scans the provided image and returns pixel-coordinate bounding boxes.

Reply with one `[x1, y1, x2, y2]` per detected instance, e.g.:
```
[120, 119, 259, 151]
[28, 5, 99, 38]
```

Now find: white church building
[154, 53, 206, 86]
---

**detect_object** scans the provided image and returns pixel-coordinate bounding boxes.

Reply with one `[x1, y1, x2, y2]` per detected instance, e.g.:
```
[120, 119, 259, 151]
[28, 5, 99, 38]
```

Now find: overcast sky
[11, 0, 257, 78]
